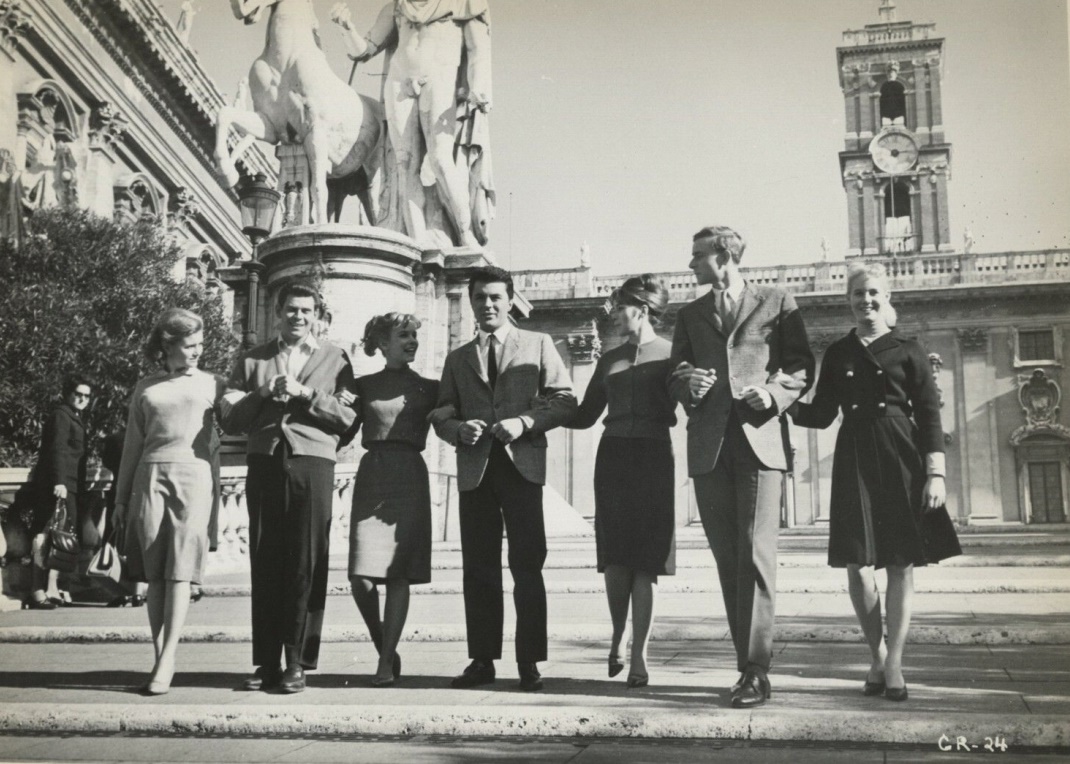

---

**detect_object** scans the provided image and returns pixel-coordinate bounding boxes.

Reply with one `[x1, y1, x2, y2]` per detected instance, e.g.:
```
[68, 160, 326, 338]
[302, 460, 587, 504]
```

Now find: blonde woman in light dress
[115, 308, 225, 696]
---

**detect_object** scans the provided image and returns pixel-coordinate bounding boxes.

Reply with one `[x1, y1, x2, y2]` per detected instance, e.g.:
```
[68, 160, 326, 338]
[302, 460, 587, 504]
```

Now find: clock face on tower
[869, 128, 920, 174]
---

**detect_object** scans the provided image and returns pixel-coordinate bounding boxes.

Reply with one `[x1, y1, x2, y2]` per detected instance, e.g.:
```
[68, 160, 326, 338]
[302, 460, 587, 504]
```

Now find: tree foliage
[0, 208, 238, 467]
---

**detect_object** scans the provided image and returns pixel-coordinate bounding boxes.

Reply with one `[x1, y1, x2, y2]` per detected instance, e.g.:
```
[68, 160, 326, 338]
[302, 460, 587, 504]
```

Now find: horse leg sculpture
[215, 105, 278, 188]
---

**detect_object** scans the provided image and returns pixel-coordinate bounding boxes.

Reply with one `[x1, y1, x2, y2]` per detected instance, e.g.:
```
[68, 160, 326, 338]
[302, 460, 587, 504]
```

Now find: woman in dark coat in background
[789, 262, 960, 702]
[13, 375, 93, 609]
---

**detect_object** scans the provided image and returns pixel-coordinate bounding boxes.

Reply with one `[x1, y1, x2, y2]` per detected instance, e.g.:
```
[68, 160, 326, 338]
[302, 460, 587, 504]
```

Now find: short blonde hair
[845, 262, 897, 327]
[146, 308, 202, 365]
[361, 312, 421, 357]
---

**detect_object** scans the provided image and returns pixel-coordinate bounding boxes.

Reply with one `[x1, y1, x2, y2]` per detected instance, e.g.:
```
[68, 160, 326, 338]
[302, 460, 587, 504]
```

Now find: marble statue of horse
[215, 0, 383, 225]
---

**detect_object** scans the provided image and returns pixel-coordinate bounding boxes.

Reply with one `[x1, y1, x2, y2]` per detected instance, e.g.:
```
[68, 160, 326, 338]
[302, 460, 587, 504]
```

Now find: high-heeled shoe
[626, 673, 649, 688]
[608, 654, 624, 678]
[393, 653, 401, 680]
[139, 680, 170, 696]
[884, 684, 908, 702]
[862, 678, 886, 696]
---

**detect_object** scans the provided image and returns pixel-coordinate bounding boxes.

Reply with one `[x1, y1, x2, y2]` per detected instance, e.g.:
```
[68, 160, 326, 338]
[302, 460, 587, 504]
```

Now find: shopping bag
[44, 498, 80, 573]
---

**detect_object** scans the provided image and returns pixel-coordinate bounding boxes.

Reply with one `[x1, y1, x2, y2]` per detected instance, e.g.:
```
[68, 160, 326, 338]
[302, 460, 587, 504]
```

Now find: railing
[529, 249, 1070, 303]
[841, 22, 937, 46]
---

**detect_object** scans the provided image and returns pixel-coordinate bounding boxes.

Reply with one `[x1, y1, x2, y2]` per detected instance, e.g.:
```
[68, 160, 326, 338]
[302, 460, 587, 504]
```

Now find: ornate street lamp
[237, 173, 281, 348]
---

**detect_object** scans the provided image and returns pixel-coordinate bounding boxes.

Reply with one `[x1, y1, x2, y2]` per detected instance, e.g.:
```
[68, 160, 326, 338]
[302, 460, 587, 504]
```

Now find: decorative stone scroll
[0, 0, 32, 60]
[88, 103, 130, 151]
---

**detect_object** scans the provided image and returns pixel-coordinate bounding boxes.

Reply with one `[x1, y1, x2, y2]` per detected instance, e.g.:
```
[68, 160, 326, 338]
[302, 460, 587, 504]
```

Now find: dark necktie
[487, 337, 498, 388]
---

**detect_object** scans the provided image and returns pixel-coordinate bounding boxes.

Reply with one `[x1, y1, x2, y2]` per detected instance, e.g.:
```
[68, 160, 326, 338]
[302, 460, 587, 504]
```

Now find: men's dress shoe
[518, 663, 543, 692]
[731, 672, 747, 694]
[884, 684, 908, 702]
[279, 665, 306, 694]
[863, 679, 887, 696]
[241, 666, 282, 691]
[731, 669, 772, 709]
[24, 598, 57, 610]
[451, 660, 496, 689]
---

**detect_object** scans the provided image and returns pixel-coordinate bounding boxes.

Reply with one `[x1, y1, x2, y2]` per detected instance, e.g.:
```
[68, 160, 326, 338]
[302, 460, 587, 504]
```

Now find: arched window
[882, 179, 914, 253]
[880, 80, 906, 127]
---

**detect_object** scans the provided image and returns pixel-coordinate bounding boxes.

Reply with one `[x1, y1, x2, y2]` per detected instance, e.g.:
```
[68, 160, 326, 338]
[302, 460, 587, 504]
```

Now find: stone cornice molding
[567, 332, 602, 364]
[54, 0, 274, 183]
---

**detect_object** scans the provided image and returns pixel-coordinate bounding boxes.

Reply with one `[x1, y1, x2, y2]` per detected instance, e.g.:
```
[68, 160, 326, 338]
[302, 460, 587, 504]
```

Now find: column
[935, 171, 953, 251]
[862, 182, 878, 255]
[955, 328, 1002, 523]
[919, 173, 936, 253]
[0, 1, 32, 153]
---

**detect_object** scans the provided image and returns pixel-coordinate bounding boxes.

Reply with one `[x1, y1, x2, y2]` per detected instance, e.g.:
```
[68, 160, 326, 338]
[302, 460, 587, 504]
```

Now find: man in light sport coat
[670, 226, 814, 708]
[434, 266, 577, 692]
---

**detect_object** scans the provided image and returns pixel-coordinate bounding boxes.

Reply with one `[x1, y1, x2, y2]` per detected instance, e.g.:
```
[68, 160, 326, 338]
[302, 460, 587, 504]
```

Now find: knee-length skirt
[593, 437, 676, 578]
[124, 461, 213, 584]
[348, 444, 432, 584]
[829, 415, 961, 569]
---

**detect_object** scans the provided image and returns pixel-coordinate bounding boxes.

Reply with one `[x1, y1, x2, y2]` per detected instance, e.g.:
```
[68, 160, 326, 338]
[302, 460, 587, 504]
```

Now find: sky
[162, 0, 1070, 276]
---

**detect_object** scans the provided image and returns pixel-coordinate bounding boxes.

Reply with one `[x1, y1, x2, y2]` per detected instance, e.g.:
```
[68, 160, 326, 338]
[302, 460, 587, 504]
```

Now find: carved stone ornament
[1010, 368, 1070, 446]
[0, 0, 32, 58]
[89, 103, 131, 150]
[956, 327, 988, 353]
[169, 187, 201, 229]
[567, 332, 601, 363]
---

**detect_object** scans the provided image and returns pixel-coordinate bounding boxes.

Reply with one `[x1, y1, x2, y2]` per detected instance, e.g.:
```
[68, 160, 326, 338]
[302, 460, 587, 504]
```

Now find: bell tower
[837, 0, 953, 257]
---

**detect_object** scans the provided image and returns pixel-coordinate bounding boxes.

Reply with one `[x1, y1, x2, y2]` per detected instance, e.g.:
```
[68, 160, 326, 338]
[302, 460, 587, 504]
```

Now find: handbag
[44, 498, 80, 573]
[87, 537, 125, 584]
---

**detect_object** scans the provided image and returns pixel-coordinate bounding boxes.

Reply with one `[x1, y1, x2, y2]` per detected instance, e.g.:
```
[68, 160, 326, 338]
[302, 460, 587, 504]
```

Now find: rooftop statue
[330, 0, 494, 248]
[214, 0, 385, 227]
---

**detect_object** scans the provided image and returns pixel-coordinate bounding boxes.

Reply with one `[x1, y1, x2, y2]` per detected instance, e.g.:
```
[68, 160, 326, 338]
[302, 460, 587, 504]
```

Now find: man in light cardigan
[223, 280, 355, 694]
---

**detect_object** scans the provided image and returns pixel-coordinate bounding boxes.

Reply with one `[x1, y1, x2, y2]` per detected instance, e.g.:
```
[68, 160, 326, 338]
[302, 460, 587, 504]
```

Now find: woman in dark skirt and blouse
[789, 262, 960, 702]
[567, 275, 678, 688]
[338, 313, 439, 687]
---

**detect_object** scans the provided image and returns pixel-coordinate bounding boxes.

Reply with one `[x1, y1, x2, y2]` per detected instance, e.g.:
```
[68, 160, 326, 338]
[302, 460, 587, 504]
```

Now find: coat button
[876, 370, 883, 376]
[846, 371, 854, 377]
[878, 402, 886, 409]
[851, 404, 859, 410]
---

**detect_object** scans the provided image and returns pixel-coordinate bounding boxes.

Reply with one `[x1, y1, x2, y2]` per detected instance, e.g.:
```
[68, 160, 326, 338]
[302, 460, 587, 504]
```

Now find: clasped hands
[263, 374, 309, 401]
[670, 362, 773, 410]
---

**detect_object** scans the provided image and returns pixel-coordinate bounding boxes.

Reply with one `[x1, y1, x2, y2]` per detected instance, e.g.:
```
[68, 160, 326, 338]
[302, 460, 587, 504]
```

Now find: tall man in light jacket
[223, 281, 356, 694]
[670, 226, 813, 708]
[434, 266, 577, 692]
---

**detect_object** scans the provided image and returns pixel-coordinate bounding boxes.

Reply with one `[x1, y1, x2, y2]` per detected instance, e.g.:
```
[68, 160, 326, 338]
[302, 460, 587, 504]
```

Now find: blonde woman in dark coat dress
[337, 313, 440, 687]
[789, 262, 960, 702]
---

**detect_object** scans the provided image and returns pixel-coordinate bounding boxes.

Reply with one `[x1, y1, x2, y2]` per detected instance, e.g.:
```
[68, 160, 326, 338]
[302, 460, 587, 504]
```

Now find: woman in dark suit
[338, 313, 439, 687]
[14, 375, 93, 609]
[789, 262, 960, 702]
[566, 275, 677, 688]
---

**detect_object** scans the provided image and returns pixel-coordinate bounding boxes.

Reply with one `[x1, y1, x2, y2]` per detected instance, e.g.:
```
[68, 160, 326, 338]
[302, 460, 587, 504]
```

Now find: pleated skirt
[828, 416, 961, 569]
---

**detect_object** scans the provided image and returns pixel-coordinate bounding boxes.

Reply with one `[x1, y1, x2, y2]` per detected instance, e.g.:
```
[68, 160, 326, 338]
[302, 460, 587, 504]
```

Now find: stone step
[0, 641, 1065, 749]
[3, 590, 1067, 645]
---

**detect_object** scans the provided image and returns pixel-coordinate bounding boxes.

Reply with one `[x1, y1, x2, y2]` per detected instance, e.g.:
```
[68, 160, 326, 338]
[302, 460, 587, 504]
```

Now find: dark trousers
[459, 441, 548, 663]
[693, 413, 783, 673]
[246, 447, 335, 670]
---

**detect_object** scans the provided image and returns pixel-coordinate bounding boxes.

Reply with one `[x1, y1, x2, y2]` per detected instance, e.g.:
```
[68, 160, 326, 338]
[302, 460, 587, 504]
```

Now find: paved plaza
[0, 529, 1068, 761]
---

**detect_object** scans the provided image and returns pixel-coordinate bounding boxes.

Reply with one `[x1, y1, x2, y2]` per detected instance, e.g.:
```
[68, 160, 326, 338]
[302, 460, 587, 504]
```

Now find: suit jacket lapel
[463, 338, 489, 386]
[694, 291, 725, 336]
[271, 339, 287, 378]
[497, 329, 521, 375]
[297, 344, 330, 385]
[732, 284, 763, 336]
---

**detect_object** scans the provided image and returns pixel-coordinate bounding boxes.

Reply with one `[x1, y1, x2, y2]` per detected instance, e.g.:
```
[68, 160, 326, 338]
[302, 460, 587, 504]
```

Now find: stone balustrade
[541, 249, 1070, 304]
[841, 22, 937, 46]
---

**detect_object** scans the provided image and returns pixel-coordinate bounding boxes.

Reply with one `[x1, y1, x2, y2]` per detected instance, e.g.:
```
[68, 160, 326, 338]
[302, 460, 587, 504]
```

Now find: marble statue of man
[330, 0, 493, 249]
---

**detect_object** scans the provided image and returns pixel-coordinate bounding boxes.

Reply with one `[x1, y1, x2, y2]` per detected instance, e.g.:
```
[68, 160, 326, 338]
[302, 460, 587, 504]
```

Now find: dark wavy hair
[692, 225, 747, 264]
[360, 312, 422, 357]
[145, 308, 203, 366]
[275, 280, 325, 318]
[467, 266, 514, 299]
[607, 274, 669, 324]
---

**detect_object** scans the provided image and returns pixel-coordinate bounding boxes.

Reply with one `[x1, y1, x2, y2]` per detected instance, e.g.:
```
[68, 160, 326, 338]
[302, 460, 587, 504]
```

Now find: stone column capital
[567, 332, 601, 364]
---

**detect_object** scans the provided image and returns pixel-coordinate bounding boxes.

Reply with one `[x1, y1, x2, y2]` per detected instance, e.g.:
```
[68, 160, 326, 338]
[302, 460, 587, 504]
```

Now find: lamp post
[237, 173, 281, 348]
